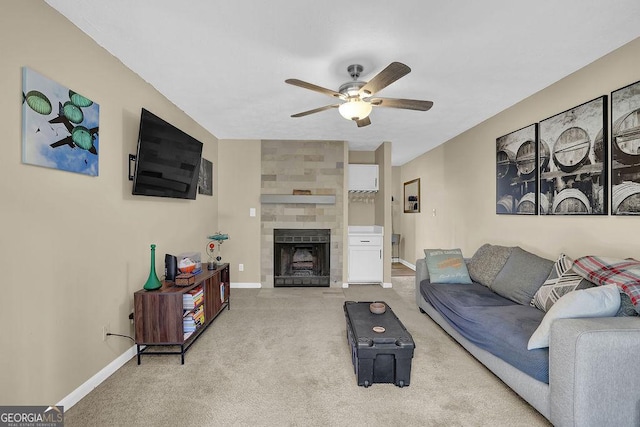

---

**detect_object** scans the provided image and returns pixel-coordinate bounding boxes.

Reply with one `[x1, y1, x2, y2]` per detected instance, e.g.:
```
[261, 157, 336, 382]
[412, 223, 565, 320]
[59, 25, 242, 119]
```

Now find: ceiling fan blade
[356, 117, 371, 127]
[285, 79, 343, 98]
[368, 97, 433, 111]
[291, 104, 340, 118]
[359, 62, 411, 96]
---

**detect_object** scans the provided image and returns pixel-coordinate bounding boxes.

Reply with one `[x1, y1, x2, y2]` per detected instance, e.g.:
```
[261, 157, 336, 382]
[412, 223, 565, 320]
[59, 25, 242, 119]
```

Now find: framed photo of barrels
[496, 124, 538, 215]
[538, 96, 608, 215]
[611, 80, 640, 215]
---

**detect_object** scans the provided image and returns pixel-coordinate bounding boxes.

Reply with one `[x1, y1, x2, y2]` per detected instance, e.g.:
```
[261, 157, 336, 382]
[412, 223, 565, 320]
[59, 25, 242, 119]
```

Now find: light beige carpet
[64, 277, 550, 426]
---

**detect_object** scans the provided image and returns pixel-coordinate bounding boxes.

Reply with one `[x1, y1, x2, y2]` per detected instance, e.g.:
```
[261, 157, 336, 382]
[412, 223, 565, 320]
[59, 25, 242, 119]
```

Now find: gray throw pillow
[424, 248, 472, 284]
[618, 293, 640, 317]
[467, 243, 512, 287]
[530, 253, 596, 312]
[491, 247, 554, 305]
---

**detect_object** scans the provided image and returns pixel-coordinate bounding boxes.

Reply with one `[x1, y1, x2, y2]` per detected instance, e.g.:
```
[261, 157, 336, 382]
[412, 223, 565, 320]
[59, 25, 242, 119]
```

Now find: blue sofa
[415, 244, 640, 427]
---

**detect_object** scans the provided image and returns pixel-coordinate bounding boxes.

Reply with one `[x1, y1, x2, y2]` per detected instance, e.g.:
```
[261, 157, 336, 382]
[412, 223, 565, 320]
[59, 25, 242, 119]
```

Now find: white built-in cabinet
[348, 164, 379, 192]
[347, 226, 383, 283]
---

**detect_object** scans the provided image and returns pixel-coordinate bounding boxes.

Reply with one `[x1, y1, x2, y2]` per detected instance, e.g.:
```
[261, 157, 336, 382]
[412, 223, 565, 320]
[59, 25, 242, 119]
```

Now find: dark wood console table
[134, 263, 230, 364]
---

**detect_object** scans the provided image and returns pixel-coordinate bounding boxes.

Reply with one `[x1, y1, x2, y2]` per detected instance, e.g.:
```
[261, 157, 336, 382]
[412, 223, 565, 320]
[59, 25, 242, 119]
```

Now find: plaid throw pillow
[572, 256, 640, 314]
[530, 253, 595, 312]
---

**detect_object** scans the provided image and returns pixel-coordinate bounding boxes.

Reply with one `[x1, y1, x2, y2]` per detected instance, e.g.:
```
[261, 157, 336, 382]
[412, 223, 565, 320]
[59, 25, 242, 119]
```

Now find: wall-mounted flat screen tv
[132, 108, 203, 200]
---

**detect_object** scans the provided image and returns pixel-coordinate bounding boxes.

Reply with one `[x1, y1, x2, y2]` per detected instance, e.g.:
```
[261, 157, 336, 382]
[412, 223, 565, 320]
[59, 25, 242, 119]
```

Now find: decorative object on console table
[178, 252, 201, 274]
[175, 273, 196, 286]
[496, 124, 539, 215]
[143, 244, 162, 290]
[207, 232, 229, 265]
[539, 96, 608, 215]
[404, 178, 420, 213]
[205, 241, 216, 270]
[292, 189, 312, 195]
[611, 79, 640, 215]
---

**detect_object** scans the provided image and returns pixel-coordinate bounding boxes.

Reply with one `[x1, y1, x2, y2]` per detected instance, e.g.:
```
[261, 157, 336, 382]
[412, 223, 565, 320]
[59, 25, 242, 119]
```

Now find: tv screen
[132, 108, 203, 200]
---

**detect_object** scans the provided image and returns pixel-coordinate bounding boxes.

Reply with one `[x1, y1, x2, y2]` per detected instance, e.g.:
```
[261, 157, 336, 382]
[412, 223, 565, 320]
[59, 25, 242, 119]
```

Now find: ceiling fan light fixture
[338, 99, 372, 121]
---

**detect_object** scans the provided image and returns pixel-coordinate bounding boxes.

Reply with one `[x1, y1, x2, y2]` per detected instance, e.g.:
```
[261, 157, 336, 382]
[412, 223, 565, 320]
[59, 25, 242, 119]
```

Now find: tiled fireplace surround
[261, 140, 345, 287]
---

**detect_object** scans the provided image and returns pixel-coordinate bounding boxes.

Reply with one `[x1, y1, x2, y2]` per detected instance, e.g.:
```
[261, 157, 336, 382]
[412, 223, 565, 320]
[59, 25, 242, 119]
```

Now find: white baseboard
[57, 345, 137, 410]
[342, 282, 349, 288]
[399, 259, 416, 270]
[231, 282, 261, 288]
[381, 282, 392, 288]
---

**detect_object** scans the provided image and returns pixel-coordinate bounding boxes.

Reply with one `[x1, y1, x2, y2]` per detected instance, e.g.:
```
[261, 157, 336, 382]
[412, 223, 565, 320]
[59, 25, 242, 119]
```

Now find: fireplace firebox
[274, 229, 330, 287]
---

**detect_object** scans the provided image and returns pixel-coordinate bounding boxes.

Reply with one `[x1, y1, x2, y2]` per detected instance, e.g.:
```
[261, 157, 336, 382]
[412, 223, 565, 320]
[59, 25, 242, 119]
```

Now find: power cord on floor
[106, 333, 135, 342]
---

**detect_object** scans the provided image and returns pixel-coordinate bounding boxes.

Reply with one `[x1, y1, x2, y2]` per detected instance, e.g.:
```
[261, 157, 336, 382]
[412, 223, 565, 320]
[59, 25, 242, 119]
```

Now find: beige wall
[375, 142, 393, 283]
[391, 166, 402, 238]
[400, 36, 640, 265]
[347, 151, 376, 225]
[218, 140, 262, 284]
[1, 2, 219, 405]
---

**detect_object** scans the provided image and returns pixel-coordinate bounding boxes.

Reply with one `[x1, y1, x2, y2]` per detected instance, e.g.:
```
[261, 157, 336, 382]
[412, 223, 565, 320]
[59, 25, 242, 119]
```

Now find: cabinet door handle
[361, 240, 370, 243]
[380, 249, 382, 259]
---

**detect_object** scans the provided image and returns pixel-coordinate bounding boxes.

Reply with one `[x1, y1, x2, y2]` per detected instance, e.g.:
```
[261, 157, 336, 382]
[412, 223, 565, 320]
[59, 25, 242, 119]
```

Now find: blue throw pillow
[424, 249, 472, 284]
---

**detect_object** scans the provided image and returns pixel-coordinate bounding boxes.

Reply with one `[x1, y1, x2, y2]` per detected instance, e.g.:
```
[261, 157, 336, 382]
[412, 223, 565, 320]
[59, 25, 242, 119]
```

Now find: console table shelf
[134, 263, 230, 364]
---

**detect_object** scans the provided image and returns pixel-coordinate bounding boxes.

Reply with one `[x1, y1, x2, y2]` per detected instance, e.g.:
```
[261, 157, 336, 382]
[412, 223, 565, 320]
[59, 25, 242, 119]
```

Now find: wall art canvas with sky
[22, 67, 100, 176]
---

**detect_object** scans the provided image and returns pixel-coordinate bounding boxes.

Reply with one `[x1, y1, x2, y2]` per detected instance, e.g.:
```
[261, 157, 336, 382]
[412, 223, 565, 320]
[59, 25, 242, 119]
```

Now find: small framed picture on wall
[198, 158, 213, 196]
[404, 178, 420, 213]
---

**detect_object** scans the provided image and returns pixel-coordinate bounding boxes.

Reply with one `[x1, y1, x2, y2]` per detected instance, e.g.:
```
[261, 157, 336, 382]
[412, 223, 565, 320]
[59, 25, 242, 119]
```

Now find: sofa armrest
[415, 258, 429, 307]
[549, 317, 640, 427]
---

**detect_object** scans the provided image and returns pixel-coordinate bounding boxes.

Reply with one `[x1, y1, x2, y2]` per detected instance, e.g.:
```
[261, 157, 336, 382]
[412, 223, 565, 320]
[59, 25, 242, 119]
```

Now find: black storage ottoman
[344, 301, 415, 387]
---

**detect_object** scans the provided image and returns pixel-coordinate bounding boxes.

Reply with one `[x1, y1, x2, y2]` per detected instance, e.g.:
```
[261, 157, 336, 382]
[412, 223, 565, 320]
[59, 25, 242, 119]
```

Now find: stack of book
[183, 305, 205, 339]
[183, 286, 204, 339]
[183, 286, 203, 310]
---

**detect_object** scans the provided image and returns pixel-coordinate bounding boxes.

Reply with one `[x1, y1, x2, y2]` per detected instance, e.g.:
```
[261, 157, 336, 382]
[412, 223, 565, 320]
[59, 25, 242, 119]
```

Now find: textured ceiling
[45, 0, 640, 165]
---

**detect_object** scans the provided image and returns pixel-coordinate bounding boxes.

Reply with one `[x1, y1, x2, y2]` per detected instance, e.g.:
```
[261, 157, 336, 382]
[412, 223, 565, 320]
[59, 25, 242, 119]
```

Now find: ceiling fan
[285, 62, 433, 128]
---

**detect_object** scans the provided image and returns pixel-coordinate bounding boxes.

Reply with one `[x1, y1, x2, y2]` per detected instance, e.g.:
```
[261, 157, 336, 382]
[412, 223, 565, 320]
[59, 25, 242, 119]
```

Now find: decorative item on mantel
[143, 244, 163, 291]
[207, 232, 229, 268]
[293, 189, 312, 195]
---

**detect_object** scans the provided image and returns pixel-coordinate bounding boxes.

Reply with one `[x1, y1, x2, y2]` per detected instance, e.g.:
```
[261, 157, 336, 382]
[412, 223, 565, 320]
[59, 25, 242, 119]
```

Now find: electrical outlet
[102, 324, 110, 341]
[239, 263, 244, 272]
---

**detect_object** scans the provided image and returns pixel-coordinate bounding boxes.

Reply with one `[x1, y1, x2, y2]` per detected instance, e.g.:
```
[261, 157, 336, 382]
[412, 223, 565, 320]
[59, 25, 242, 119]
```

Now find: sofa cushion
[490, 247, 554, 305]
[424, 249, 472, 284]
[467, 243, 512, 287]
[572, 256, 640, 314]
[530, 253, 595, 312]
[421, 280, 549, 383]
[528, 284, 621, 349]
[618, 293, 640, 316]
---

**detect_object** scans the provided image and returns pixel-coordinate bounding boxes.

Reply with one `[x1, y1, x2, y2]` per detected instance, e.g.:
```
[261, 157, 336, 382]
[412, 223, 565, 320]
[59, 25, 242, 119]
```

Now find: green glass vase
[143, 244, 163, 290]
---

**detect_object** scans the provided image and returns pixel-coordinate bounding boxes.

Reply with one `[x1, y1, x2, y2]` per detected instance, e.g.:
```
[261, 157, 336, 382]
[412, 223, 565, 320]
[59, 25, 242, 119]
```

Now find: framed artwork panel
[611, 80, 640, 215]
[404, 178, 420, 213]
[22, 67, 100, 176]
[496, 123, 538, 215]
[538, 96, 608, 215]
[198, 157, 213, 196]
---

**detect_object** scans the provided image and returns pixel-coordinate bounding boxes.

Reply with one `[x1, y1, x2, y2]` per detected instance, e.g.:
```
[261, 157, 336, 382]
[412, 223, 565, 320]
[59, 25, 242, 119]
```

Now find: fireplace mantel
[260, 194, 336, 204]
